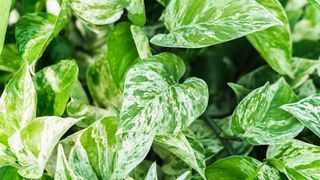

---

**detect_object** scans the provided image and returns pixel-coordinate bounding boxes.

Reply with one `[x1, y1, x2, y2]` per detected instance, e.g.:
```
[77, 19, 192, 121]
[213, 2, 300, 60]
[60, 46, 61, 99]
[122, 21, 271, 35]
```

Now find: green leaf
[144, 162, 158, 180]
[281, 94, 320, 138]
[55, 145, 82, 180]
[308, 0, 320, 9]
[0, 143, 16, 168]
[0, 166, 23, 180]
[289, 57, 320, 88]
[69, 80, 89, 105]
[0, 65, 36, 145]
[69, 0, 123, 25]
[206, 156, 282, 180]
[230, 78, 304, 145]
[247, 0, 293, 77]
[8, 116, 79, 179]
[67, 101, 117, 128]
[150, 0, 281, 48]
[0, 0, 11, 55]
[87, 53, 122, 109]
[131, 25, 152, 59]
[107, 22, 139, 91]
[188, 120, 223, 159]
[227, 83, 251, 103]
[267, 139, 320, 179]
[118, 52, 208, 135]
[121, 0, 146, 26]
[0, 44, 22, 73]
[296, 79, 317, 99]
[33, 60, 78, 116]
[154, 132, 206, 178]
[15, 1, 68, 65]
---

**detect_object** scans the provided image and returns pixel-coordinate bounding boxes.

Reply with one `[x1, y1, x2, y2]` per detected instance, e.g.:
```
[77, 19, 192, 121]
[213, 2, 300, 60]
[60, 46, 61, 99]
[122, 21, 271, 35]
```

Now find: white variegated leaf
[150, 0, 281, 48]
[247, 0, 293, 77]
[0, 143, 17, 168]
[0, 65, 36, 145]
[8, 117, 79, 179]
[121, 0, 146, 26]
[144, 162, 158, 180]
[154, 132, 206, 178]
[130, 25, 152, 59]
[118, 53, 209, 135]
[16, 1, 68, 65]
[55, 144, 83, 180]
[281, 94, 320, 138]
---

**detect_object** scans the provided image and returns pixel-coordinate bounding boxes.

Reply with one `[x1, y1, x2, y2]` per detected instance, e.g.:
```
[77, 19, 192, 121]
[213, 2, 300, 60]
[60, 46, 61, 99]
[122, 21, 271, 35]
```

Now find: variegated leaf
[107, 22, 140, 91]
[69, 80, 89, 105]
[247, 0, 293, 77]
[0, 0, 11, 54]
[0, 65, 36, 145]
[154, 132, 206, 179]
[308, 0, 320, 9]
[69, 0, 123, 25]
[231, 78, 304, 145]
[0, 143, 16, 168]
[67, 101, 117, 128]
[16, 1, 68, 65]
[188, 120, 223, 159]
[121, 0, 146, 26]
[144, 162, 158, 180]
[118, 53, 208, 135]
[87, 53, 122, 109]
[55, 145, 82, 180]
[289, 57, 320, 88]
[150, 0, 281, 48]
[33, 60, 78, 116]
[130, 25, 152, 59]
[8, 116, 79, 179]
[227, 83, 251, 103]
[281, 94, 320, 138]
[206, 156, 282, 180]
[267, 139, 320, 179]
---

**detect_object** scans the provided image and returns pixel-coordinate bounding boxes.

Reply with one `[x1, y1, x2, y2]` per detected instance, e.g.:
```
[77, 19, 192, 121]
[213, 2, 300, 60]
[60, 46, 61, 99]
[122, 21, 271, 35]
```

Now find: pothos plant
[0, 0, 320, 179]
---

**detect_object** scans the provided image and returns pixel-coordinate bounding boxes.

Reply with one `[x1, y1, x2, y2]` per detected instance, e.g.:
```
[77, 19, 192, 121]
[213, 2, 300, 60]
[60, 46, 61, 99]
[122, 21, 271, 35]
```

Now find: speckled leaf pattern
[281, 94, 320, 137]
[118, 52, 209, 135]
[154, 132, 206, 178]
[107, 22, 139, 91]
[8, 116, 79, 179]
[0, 143, 16, 168]
[267, 139, 320, 179]
[144, 162, 157, 180]
[55, 145, 82, 180]
[130, 25, 152, 59]
[67, 101, 117, 128]
[87, 53, 122, 109]
[247, 0, 293, 77]
[290, 57, 320, 88]
[0, 0, 11, 55]
[206, 156, 282, 180]
[150, 0, 281, 48]
[0, 65, 36, 145]
[33, 60, 78, 116]
[188, 120, 223, 159]
[15, 1, 68, 65]
[69, 0, 123, 25]
[55, 117, 154, 180]
[121, 0, 146, 26]
[230, 78, 304, 145]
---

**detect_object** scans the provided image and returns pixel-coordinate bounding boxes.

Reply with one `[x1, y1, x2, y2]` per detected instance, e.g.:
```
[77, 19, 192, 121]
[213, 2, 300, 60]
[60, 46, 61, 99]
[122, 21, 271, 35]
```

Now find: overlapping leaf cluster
[0, 0, 320, 179]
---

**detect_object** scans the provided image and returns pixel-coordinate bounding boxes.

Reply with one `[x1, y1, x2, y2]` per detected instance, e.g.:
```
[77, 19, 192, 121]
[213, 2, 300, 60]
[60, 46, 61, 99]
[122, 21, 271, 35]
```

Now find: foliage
[0, 0, 320, 179]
